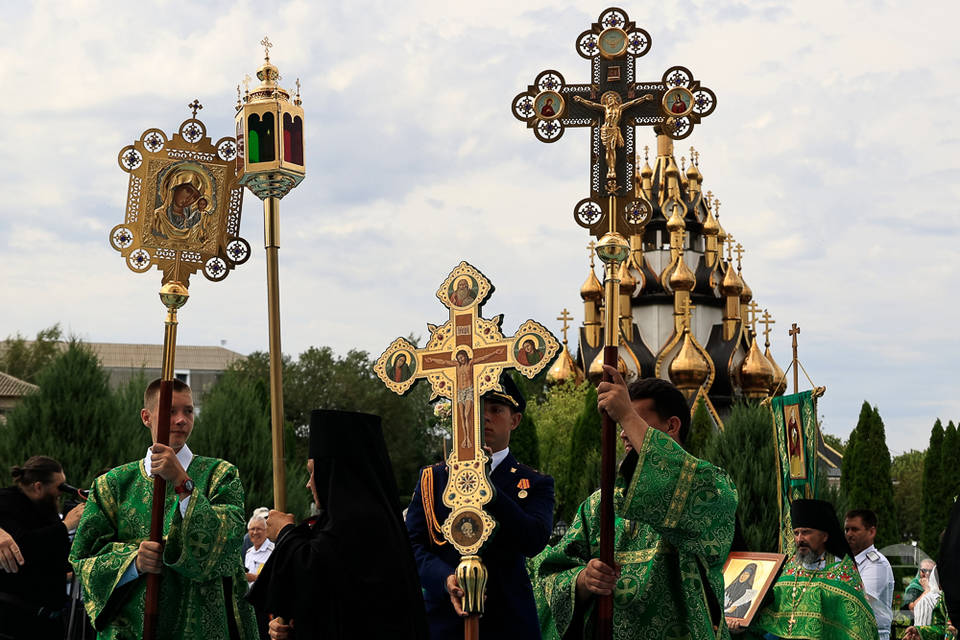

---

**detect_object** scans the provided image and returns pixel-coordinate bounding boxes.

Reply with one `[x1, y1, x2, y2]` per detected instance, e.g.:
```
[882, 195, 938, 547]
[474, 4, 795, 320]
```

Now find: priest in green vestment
[736, 499, 879, 640]
[532, 370, 738, 639]
[69, 379, 258, 639]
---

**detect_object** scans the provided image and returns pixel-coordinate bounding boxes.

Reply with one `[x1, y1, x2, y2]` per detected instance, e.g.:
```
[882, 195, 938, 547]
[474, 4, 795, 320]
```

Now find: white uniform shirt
[855, 544, 894, 639]
[244, 538, 275, 581]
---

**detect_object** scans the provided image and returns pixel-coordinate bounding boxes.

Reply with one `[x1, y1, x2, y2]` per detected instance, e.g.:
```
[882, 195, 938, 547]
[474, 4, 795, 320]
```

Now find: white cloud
[1, 0, 958, 457]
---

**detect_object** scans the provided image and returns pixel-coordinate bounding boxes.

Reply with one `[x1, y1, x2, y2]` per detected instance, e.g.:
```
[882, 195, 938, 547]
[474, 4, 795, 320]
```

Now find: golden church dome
[720, 264, 743, 296]
[765, 346, 786, 396]
[739, 340, 774, 399]
[587, 349, 630, 385]
[739, 274, 753, 304]
[666, 204, 685, 233]
[668, 329, 710, 392]
[702, 206, 720, 237]
[547, 346, 584, 385]
[580, 267, 603, 301]
[640, 159, 653, 181]
[669, 256, 696, 292]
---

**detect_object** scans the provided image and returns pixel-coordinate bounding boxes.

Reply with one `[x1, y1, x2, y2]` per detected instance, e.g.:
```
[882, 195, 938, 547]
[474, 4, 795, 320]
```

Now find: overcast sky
[1, 0, 957, 455]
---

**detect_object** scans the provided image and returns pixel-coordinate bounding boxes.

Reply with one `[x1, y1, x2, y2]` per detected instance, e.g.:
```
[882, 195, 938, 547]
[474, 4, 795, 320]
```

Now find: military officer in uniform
[405, 374, 555, 639]
[846, 509, 895, 639]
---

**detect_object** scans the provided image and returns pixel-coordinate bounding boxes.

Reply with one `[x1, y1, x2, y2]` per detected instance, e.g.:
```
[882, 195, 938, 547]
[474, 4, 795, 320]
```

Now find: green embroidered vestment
[533, 427, 738, 640]
[750, 554, 879, 640]
[69, 456, 258, 639]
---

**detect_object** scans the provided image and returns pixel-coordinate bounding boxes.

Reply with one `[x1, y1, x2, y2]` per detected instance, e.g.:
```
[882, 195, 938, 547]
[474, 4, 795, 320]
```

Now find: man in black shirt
[0, 456, 84, 640]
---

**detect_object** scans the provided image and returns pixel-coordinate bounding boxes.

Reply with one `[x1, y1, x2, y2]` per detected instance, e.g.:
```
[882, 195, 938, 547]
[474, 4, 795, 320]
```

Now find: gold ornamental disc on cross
[110, 102, 250, 285]
[374, 261, 560, 555]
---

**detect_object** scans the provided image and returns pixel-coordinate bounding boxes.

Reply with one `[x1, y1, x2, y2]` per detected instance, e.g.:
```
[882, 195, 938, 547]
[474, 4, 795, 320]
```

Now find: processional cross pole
[511, 8, 718, 638]
[110, 102, 251, 640]
[235, 38, 306, 510]
[375, 262, 559, 640]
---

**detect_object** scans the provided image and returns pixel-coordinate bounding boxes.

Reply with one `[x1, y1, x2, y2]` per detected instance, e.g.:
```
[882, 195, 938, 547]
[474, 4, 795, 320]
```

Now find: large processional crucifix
[375, 261, 559, 639]
[511, 8, 718, 639]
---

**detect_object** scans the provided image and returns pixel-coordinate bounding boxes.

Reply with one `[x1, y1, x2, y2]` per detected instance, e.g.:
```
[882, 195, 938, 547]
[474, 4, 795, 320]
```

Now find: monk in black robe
[248, 410, 428, 639]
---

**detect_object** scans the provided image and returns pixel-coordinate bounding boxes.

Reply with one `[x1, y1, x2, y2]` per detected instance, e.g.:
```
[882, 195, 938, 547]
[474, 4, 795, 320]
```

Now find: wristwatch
[174, 477, 195, 498]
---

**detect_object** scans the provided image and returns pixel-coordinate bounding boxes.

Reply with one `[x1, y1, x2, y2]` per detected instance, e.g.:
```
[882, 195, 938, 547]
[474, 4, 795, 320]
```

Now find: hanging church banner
[770, 391, 820, 554]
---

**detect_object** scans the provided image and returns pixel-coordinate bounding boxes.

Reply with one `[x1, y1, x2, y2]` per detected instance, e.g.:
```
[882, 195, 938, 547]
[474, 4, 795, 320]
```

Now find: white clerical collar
[854, 544, 876, 565]
[490, 447, 510, 472]
[144, 443, 194, 477]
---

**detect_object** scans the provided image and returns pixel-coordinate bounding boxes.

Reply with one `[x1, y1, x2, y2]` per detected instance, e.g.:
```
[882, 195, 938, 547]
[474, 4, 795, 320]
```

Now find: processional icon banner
[770, 391, 821, 554]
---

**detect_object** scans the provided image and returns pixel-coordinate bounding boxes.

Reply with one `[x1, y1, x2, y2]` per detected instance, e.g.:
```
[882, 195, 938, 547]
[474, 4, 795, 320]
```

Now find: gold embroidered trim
[623, 426, 655, 508]
[664, 455, 698, 528]
[421, 467, 446, 546]
[614, 540, 671, 565]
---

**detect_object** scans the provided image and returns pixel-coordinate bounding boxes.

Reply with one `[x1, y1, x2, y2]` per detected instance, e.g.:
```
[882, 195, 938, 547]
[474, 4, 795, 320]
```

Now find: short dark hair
[144, 378, 192, 409]
[845, 509, 878, 529]
[11, 456, 62, 486]
[627, 378, 691, 445]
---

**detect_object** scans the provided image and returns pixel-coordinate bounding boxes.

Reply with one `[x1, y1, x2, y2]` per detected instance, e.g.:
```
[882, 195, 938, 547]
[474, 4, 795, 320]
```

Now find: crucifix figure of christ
[574, 91, 654, 179]
[374, 261, 560, 629]
[422, 347, 504, 449]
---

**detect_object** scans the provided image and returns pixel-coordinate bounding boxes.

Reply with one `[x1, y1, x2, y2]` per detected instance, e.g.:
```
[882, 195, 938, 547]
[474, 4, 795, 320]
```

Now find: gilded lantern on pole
[236, 37, 306, 511]
[235, 36, 305, 199]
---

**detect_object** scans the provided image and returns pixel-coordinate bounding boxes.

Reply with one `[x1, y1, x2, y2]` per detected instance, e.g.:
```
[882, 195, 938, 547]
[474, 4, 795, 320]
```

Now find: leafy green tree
[526, 380, 590, 522]
[198, 346, 437, 517]
[0, 324, 63, 384]
[0, 340, 135, 488]
[921, 420, 947, 557]
[687, 396, 714, 458]
[841, 402, 899, 547]
[562, 384, 602, 523]
[509, 412, 540, 469]
[702, 402, 779, 552]
[891, 450, 925, 542]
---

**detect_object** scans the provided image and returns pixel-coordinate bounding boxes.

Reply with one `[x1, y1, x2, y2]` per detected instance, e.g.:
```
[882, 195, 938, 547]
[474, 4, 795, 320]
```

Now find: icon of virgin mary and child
[150, 165, 214, 242]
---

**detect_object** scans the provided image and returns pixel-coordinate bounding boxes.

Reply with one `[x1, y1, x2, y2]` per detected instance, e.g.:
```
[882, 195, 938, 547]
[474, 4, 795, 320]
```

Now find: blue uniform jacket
[405, 452, 554, 640]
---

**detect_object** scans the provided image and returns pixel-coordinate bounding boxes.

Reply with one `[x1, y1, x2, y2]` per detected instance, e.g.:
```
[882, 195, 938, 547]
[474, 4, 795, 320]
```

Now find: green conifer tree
[920, 419, 945, 557]
[841, 402, 899, 546]
[687, 396, 714, 458]
[944, 422, 960, 500]
[509, 412, 540, 469]
[0, 340, 123, 488]
[562, 384, 601, 523]
[702, 402, 778, 551]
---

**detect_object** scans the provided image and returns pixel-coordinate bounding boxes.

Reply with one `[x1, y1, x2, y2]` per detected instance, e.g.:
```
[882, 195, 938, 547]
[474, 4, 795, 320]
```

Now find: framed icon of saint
[662, 87, 694, 117]
[534, 90, 564, 121]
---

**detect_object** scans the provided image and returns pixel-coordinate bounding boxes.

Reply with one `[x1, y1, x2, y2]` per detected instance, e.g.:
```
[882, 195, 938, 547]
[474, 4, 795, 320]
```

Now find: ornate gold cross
[759, 309, 775, 347]
[260, 35, 273, 60]
[557, 308, 574, 346]
[746, 300, 761, 335]
[734, 242, 745, 271]
[188, 99, 202, 118]
[375, 261, 559, 556]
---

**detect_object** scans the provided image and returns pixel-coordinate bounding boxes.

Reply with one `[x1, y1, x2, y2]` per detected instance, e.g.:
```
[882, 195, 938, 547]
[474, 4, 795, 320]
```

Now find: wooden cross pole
[789, 323, 801, 395]
[375, 262, 559, 640]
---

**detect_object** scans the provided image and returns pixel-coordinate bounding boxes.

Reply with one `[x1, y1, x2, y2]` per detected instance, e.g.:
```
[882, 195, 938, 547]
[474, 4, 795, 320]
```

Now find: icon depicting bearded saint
[151, 167, 214, 243]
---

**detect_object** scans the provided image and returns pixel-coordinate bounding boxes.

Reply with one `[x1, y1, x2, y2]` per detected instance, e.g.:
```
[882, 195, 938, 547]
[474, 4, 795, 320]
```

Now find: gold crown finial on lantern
[235, 38, 306, 200]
